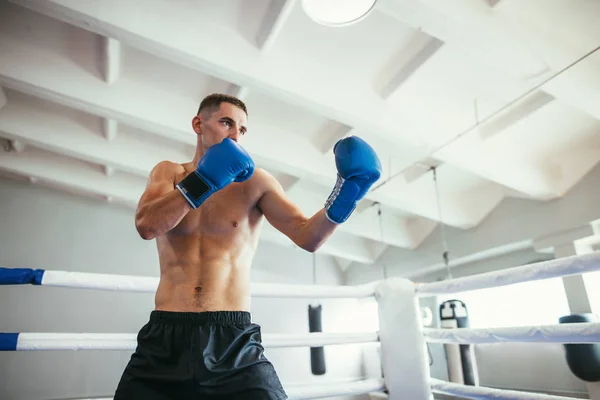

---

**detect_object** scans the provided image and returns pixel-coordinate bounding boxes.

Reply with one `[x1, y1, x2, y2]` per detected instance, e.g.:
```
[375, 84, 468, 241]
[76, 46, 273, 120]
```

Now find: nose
[229, 131, 240, 142]
[229, 127, 242, 141]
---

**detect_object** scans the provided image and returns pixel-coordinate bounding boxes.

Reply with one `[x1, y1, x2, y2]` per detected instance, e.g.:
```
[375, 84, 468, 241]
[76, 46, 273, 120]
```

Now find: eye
[222, 120, 232, 128]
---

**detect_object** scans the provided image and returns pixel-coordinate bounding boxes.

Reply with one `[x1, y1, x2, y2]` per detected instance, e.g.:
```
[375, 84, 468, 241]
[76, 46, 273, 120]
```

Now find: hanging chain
[377, 203, 388, 280]
[311, 252, 320, 306]
[432, 167, 452, 279]
[312, 252, 317, 285]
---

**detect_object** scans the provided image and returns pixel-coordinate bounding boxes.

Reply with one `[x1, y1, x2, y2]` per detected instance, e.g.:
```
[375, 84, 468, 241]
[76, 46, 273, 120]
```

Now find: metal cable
[370, 45, 600, 194]
[377, 203, 388, 280]
[432, 167, 452, 279]
[312, 252, 317, 285]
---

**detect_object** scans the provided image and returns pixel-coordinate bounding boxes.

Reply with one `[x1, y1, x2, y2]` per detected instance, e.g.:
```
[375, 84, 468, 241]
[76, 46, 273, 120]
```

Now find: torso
[154, 163, 268, 312]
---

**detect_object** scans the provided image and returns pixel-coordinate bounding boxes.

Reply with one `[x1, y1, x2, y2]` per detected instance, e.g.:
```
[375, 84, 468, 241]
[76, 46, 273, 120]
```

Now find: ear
[191, 115, 203, 135]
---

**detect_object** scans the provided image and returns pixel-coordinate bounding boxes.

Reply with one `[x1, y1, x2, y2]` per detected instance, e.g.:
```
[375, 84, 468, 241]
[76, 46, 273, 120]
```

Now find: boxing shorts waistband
[149, 310, 251, 325]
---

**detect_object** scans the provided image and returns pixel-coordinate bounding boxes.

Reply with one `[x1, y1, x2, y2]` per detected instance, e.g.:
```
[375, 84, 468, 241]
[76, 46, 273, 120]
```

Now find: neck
[191, 137, 208, 166]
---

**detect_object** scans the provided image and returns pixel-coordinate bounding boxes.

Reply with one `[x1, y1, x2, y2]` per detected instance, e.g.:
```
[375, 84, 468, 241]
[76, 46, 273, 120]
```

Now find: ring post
[376, 278, 432, 400]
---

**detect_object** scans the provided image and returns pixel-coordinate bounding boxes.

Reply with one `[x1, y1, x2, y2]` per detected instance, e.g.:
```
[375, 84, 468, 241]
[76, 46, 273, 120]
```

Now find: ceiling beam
[0, 86, 6, 110]
[276, 173, 300, 192]
[434, 140, 559, 199]
[102, 118, 118, 141]
[312, 120, 353, 155]
[256, 0, 297, 52]
[7, 139, 25, 153]
[485, 0, 502, 7]
[103, 165, 115, 177]
[227, 84, 250, 101]
[377, 0, 550, 80]
[402, 159, 442, 183]
[101, 36, 121, 85]
[0, 147, 145, 206]
[477, 91, 555, 140]
[0, 94, 184, 176]
[541, 49, 600, 122]
[377, 31, 444, 100]
[549, 145, 600, 197]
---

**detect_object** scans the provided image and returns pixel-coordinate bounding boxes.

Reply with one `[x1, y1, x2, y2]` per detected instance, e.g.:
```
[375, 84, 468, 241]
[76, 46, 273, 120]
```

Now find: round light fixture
[301, 0, 378, 27]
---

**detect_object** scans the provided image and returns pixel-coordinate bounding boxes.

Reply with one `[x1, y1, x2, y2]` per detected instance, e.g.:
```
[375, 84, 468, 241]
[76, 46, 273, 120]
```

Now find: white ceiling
[0, 0, 598, 267]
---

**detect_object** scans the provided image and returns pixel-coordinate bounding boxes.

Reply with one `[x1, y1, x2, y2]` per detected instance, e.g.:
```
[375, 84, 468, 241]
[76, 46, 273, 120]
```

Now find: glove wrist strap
[325, 174, 355, 224]
[176, 172, 212, 209]
[325, 174, 344, 210]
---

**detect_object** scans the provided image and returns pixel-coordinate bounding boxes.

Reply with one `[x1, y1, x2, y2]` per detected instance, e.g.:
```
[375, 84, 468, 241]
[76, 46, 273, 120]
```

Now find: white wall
[474, 343, 587, 396]
[0, 177, 372, 400]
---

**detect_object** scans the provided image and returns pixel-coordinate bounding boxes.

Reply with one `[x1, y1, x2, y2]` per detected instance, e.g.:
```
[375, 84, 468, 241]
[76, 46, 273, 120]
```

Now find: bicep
[257, 179, 307, 238]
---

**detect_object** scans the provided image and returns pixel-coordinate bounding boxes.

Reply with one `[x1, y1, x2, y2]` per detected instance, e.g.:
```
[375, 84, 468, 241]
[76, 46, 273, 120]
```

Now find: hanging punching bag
[440, 300, 478, 386]
[308, 304, 326, 375]
[559, 313, 600, 382]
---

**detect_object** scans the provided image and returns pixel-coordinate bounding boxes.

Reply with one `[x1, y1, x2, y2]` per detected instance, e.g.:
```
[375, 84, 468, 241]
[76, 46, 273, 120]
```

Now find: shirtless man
[114, 93, 381, 399]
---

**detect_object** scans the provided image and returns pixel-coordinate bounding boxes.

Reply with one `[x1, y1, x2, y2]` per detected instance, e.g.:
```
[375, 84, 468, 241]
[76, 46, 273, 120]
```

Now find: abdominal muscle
[153, 221, 259, 312]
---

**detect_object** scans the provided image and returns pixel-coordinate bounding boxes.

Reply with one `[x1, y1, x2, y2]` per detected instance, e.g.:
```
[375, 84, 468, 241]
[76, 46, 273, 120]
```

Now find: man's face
[194, 102, 248, 148]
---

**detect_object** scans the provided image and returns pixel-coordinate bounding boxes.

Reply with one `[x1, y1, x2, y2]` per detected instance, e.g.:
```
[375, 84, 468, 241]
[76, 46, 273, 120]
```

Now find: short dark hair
[197, 93, 247, 117]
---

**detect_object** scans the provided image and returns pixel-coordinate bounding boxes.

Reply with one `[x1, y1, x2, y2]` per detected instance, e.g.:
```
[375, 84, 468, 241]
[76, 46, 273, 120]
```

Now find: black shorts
[114, 311, 287, 399]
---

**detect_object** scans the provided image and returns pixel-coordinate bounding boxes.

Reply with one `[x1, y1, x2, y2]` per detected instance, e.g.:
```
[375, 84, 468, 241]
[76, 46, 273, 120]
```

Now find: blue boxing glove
[176, 138, 254, 208]
[325, 136, 382, 223]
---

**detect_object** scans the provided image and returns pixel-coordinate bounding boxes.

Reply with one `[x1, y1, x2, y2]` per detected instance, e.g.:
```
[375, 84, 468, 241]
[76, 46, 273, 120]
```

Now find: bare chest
[171, 183, 261, 236]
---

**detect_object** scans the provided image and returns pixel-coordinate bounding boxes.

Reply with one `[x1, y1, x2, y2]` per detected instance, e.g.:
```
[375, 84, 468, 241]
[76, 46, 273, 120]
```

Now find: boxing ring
[2, 251, 600, 399]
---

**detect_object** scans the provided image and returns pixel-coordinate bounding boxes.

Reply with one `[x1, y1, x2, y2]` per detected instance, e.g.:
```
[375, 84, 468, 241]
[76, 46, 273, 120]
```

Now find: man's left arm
[257, 135, 382, 252]
[257, 174, 337, 252]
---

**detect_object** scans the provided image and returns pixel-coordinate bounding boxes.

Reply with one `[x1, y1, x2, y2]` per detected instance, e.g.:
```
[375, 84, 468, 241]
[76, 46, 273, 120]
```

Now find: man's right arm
[135, 161, 192, 240]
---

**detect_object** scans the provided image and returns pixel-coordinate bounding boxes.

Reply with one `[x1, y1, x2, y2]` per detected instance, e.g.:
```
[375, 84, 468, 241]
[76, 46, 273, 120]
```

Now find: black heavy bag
[559, 313, 600, 382]
[440, 300, 478, 386]
[309, 304, 326, 375]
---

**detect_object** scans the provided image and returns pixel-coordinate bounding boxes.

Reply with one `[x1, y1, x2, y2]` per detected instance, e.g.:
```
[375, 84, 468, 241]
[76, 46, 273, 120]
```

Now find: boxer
[114, 93, 381, 399]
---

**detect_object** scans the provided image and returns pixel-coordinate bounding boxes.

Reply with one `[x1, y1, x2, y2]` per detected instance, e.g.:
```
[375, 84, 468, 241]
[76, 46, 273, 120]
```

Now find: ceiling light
[301, 0, 378, 27]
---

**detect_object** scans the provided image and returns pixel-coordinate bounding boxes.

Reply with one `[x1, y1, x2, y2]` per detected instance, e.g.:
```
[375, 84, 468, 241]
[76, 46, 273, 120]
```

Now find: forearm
[135, 190, 192, 240]
[293, 209, 338, 252]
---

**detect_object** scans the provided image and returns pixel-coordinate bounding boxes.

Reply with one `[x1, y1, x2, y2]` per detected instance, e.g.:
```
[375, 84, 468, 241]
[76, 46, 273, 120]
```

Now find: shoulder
[148, 160, 186, 182]
[250, 168, 282, 191]
[246, 168, 285, 205]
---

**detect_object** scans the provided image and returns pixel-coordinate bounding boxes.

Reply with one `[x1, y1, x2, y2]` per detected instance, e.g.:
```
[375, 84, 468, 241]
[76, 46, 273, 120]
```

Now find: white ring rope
[55, 379, 386, 400]
[431, 378, 580, 400]
[8, 331, 379, 351]
[287, 378, 386, 399]
[14, 333, 135, 351]
[423, 322, 600, 344]
[38, 270, 379, 298]
[265, 331, 380, 347]
[416, 251, 600, 296]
